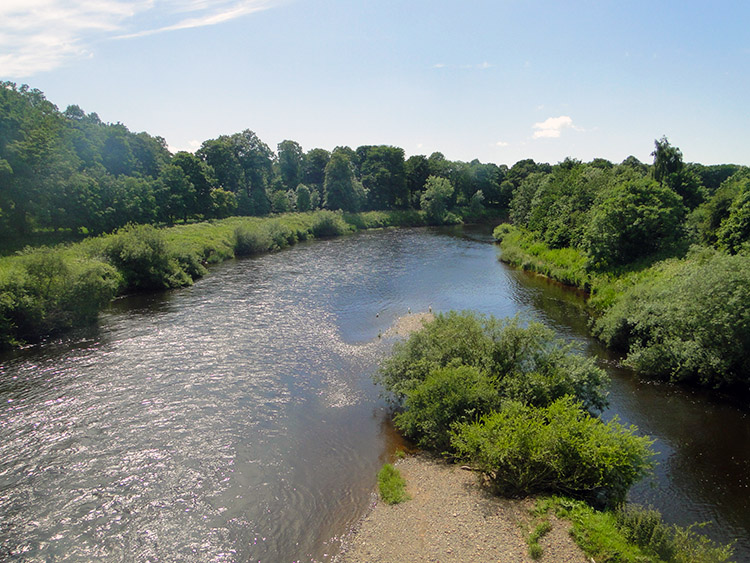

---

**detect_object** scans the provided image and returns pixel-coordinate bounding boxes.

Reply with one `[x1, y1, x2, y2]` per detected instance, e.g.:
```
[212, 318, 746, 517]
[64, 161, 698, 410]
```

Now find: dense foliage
[593, 248, 750, 390]
[1, 82, 505, 244]
[377, 311, 609, 414]
[451, 398, 653, 508]
[375, 312, 650, 510]
[492, 137, 750, 394]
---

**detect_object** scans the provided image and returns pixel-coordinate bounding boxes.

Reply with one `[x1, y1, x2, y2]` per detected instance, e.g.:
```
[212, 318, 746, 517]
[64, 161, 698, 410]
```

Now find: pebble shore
[337, 456, 589, 563]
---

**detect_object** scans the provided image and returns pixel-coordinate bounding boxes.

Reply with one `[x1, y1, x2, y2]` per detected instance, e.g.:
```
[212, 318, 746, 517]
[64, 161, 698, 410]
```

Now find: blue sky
[1, 0, 749, 166]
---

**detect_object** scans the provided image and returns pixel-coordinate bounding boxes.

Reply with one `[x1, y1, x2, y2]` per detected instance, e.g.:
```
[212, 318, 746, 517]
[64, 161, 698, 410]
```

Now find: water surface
[1, 226, 748, 561]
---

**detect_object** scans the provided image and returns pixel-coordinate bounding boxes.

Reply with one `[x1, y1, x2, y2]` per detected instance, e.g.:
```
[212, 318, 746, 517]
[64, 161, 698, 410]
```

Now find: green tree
[716, 184, 750, 254]
[172, 151, 216, 214]
[405, 155, 430, 207]
[303, 148, 330, 198]
[420, 175, 454, 223]
[652, 137, 704, 209]
[323, 150, 363, 211]
[156, 164, 196, 224]
[584, 178, 686, 268]
[295, 183, 312, 212]
[278, 139, 304, 191]
[270, 190, 291, 213]
[357, 145, 408, 210]
[209, 188, 237, 219]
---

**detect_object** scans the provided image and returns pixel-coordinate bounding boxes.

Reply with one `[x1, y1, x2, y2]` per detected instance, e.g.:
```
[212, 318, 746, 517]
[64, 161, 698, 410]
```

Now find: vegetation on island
[375, 311, 734, 561]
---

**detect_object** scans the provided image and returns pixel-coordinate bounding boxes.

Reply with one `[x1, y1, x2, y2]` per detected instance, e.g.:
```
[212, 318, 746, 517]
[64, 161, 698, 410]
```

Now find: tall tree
[303, 148, 330, 200]
[358, 145, 407, 210]
[652, 137, 704, 208]
[277, 139, 304, 191]
[420, 175, 454, 223]
[172, 151, 216, 215]
[324, 150, 363, 211]
[405, 155, 430, 207]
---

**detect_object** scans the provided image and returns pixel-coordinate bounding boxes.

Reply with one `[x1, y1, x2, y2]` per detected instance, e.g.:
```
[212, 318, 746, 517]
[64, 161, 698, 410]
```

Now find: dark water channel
[1, 226, 748, 561]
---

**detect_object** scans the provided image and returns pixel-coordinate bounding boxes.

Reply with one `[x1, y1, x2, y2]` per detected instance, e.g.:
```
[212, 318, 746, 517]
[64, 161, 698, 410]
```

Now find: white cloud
[0, 0, 276, 77]
[495, 141, 509, 147]
[532, 115, 575, 139]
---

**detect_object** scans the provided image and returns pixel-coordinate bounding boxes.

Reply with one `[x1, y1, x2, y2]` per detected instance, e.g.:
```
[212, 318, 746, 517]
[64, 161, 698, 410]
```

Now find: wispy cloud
[532, 115, 580, 139]
[0, 0, 276, 77]
[495, 140, 509, 147]
[432, 61, 492, 70]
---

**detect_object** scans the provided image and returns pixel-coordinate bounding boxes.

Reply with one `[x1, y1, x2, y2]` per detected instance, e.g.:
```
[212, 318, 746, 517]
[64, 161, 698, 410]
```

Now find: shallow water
[1, 226, 748, 561]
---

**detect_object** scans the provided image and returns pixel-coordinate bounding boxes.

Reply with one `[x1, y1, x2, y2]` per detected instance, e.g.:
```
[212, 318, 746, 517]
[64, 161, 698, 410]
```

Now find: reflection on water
[1, 227, 748, 561]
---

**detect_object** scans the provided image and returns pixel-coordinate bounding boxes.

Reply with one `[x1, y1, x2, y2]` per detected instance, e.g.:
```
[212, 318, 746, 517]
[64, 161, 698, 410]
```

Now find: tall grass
[538, 497, 734, 563]
[377, 463, 410, 505]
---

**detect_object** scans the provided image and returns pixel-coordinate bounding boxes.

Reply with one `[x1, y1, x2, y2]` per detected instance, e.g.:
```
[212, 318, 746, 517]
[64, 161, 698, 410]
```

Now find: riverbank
[0, 210, 433, 349]
[493, 223, 750, 397]
[338, 455, 587, 563]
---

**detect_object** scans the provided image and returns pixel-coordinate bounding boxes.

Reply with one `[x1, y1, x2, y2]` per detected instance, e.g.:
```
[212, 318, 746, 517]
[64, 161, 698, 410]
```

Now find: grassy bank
[533, 497, 734, 563]
[494, 224, 750, 394]
[0, 210, 428, 349]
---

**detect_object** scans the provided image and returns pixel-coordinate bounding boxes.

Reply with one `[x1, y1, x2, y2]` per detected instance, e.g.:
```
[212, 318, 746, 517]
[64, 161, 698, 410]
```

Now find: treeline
[493, 139, 750, 394]
[1, 82, 506, 243]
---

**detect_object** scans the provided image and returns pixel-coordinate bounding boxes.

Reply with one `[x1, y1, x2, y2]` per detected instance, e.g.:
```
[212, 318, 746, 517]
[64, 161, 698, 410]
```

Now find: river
[1, 226, 748, 561]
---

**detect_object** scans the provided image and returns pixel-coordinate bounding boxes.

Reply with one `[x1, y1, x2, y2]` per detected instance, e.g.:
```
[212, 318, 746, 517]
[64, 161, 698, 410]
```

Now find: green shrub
[394, 365, 501, 451]
[541, 498, 735, 563]
[0, 250, 122, 346]
[377, 463, 410, 505]
[450, 398, 654, 509]
[234, 224, 273, 256]
[311, 210, 352, 238]
[376, 312, 609, 413]
[593, 247, 750, 390]
[65, 261, 123, 322]
[105, 224, 191, 290]
[616, 504, 734, 563]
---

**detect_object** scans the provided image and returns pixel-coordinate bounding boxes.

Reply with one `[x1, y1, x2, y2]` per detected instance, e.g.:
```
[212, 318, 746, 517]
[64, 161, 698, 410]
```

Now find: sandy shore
[383, 311, 434, 338]
[337, 456, 589, 563]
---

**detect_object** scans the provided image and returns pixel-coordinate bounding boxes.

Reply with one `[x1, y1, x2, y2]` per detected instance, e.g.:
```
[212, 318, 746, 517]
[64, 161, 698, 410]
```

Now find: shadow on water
[0, 226, 748, 561]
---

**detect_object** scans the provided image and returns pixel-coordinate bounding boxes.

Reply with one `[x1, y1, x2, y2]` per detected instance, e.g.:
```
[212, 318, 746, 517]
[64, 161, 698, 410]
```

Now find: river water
[1, 226, 748, 561]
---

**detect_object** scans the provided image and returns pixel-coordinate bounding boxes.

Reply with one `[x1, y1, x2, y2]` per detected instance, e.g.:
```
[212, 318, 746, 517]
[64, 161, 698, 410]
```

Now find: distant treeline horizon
[2, 81, 746, 242]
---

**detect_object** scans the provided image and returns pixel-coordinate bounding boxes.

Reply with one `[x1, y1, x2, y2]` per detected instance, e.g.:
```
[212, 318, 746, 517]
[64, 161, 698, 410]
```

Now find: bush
[377, 463, 410, 505]
[234, 224, 273, 256]
[593, 247, 750, 390]
[105, 224, 191, 290]
[311, 210, 351, 238]
[450, 398, 654, 509]
[376, 312, 609, 413]
[394, 365, 500, 451]
[551, 500, 734, 563]
[0, 251, 122, 346]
